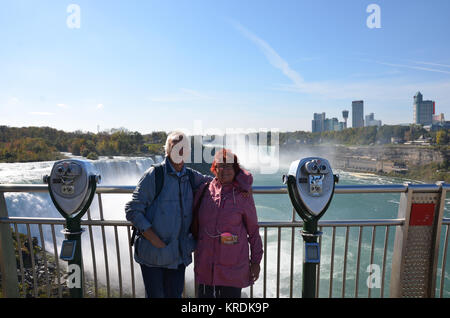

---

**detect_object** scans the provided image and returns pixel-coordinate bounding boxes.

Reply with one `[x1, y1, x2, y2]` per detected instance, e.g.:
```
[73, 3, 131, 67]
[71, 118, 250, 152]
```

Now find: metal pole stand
[61, 217, 86, 298]
[300, 220, 322, 298]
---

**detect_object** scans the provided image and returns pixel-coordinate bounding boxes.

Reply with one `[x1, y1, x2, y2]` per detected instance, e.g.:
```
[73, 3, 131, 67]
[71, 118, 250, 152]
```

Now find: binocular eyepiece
[304, 159, 328, 175]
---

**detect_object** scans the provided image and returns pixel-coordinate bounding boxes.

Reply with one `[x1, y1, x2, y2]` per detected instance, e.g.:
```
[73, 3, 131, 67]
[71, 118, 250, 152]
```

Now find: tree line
[0, 125, 448, 163]
[279, 125, 448, 146]
[0, 126, 167, 163]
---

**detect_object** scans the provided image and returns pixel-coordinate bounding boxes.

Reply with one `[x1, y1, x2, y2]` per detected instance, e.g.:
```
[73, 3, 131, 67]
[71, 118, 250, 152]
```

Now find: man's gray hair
[164, 131, 189, 156]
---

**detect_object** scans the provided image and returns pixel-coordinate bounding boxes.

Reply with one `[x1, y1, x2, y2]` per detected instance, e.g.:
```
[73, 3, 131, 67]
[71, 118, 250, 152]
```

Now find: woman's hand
[241, 191, 250, 198]
[250, 263, 260, 282]
[142, 228, 166, 248]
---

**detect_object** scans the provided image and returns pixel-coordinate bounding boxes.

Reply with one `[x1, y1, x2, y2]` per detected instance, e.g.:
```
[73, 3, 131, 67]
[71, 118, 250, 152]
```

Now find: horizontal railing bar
[0, 217, 66, 225]
[260, 219, 404, 227]
[1, 183, 448, 194]
[335, 185, 407, 194]
[1, 216, 405, 227]
[318, 219, 404, 227]
[0, 217, 129, 226]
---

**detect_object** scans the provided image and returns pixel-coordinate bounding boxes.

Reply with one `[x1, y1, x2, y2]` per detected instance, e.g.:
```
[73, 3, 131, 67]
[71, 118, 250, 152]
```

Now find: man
[125, 131, 212, 298]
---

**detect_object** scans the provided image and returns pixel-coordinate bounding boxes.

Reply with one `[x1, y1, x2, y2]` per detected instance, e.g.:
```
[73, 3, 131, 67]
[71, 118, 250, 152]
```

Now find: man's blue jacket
[125, 157, 212, 269]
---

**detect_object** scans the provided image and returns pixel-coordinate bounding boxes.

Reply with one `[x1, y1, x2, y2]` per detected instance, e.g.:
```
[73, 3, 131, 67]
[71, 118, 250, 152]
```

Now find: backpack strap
[153, 163, 164, 199]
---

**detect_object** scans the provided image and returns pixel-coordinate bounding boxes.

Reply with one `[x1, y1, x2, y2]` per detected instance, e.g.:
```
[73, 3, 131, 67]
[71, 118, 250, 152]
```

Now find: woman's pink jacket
[193, 168, 263, 288]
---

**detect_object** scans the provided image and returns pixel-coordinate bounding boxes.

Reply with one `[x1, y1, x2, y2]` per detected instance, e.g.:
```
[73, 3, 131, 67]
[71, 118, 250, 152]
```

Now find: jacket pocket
[218, 241, 242, 266]
[136, 237, 179, 267]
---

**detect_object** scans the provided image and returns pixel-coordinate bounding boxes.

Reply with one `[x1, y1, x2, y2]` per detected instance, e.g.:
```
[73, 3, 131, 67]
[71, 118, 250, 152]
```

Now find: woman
[193, 149, 263, 298]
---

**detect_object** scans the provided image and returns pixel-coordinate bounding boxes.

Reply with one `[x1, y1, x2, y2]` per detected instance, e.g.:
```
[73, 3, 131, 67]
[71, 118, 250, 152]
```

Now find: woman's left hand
[250, 263, 260, 282]
[240, 189, 252, 198]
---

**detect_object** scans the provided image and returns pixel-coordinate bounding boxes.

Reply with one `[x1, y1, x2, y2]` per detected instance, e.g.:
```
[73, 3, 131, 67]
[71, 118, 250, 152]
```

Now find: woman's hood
[233, 168, 253, 192]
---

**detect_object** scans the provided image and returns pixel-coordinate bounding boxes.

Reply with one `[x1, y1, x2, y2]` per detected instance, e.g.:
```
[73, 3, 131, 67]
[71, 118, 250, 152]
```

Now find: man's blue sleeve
[190, 168, 213, 190]
[124, 167, 156, 233]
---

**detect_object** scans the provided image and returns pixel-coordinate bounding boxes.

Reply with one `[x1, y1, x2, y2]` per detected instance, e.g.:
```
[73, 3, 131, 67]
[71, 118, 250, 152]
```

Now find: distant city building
[365, 113, 382, 127]
[324, 118, 339, 132]
[424, 121, 450, 132]
[352, 101, 364, 128]
[312, 112, 326, 133]
[413, 92, 434, 125]
[342, 110, 349, 129]
[312, 109, 360, 132]
[335, 122, 345, 131]
[312, 113, 346, 132]
[433, 113, 445, 123]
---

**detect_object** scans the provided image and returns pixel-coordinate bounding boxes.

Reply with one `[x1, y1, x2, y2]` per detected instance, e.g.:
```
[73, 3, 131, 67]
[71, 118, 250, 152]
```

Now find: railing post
[0, 192, 20, 297]
[390, 183, 446, 297]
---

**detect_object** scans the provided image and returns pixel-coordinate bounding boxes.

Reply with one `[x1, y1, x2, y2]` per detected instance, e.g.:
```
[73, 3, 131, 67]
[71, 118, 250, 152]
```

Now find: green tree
[436, 130, 448, 145]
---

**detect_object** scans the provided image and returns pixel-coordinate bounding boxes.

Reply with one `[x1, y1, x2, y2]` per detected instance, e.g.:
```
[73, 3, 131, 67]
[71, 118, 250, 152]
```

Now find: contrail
[231, 20, 306, 91]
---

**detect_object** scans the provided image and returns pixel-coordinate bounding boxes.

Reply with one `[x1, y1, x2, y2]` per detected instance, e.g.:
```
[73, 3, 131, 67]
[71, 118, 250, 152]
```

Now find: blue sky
[1, 0, 450, 134]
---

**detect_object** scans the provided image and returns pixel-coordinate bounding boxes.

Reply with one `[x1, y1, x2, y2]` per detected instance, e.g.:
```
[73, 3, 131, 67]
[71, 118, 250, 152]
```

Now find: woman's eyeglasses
[215, 163, 234, 170]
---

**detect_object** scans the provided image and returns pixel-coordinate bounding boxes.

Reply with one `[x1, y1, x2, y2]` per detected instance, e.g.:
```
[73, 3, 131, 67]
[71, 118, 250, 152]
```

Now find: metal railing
[0, 183, 449, 298]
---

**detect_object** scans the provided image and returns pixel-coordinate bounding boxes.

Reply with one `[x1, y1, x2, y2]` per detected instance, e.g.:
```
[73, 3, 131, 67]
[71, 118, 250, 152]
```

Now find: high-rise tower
[342, 110, 349, 129]
[413, 92, 434, 125]
[352, 101, 364, 128]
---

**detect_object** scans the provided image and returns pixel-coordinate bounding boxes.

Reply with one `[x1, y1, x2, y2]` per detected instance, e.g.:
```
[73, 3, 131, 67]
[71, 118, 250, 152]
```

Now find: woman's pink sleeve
[243, 194, 263, 265]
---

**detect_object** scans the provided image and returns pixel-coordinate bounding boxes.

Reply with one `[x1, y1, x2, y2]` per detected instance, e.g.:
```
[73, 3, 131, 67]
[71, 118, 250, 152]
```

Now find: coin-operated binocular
[283, 157, 338, 298]
[43, 159, 101, 298]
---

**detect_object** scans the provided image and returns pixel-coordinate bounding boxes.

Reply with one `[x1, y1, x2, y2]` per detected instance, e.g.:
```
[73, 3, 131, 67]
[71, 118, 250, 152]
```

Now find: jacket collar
[164, 156, 186, 176]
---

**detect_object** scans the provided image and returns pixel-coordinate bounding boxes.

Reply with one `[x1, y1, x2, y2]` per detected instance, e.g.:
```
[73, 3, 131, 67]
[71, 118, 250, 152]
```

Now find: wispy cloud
[231, 21, 306, 91]
[370, 60, 450, 75]
[409, 60, 450, 69]
[179, 88, 211, 99]
[29, 112, 54, 116]
[57, 103, 69, 108]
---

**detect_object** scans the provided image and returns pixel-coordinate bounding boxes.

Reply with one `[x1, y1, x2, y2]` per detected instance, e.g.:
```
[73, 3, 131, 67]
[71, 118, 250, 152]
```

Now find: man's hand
[250, 263, 260, 282]
[142, 228, 166, 248]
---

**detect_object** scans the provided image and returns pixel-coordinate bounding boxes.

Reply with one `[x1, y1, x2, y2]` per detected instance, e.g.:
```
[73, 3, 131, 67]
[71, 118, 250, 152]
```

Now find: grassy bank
[379, 162, 450, 183]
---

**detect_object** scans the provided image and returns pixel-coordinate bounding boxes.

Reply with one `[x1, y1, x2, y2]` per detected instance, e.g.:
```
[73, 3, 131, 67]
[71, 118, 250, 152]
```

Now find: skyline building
[365, 113, 382, 127]
[324, 117, 339, 131]
[414, 91, 435, 125]
[342, 110, 349, 129]
[352, 100, 364, 128]
[312, 112, 326, 133]
[312, 113, 346, 132]
[309, 92, 444, 132]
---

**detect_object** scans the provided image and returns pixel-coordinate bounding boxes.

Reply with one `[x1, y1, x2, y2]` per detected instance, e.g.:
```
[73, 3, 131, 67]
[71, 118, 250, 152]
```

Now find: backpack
[130, 163, 196, 247]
